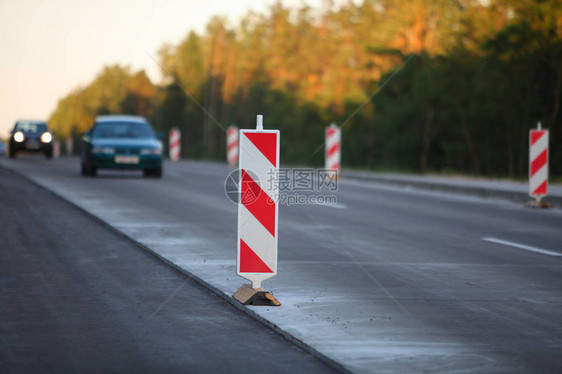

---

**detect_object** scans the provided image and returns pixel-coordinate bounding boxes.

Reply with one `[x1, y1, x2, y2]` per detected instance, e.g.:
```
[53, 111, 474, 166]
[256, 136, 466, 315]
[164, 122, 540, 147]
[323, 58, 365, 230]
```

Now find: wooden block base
[233, 284, 281, 306]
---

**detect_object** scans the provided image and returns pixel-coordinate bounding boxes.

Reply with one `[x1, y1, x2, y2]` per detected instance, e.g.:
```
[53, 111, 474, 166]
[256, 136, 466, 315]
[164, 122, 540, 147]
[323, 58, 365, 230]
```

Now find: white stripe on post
[169, 127, 181, 162]
[240, 135, 276, 196]
[237, 115, 280, 289]
[530, 134, 548, 161]
[530, 165, 548, 194]
[239, 207, 277, 271]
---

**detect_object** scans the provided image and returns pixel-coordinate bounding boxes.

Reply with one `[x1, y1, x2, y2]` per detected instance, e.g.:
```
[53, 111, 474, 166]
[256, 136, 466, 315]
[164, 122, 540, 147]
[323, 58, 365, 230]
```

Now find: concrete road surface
[1, 155, 561, 373]
[0, 167, 336, 374]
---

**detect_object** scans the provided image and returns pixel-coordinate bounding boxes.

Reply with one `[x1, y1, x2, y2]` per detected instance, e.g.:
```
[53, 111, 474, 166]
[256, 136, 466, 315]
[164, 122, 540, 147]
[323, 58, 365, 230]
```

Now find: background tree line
[48, 0, 562, 178]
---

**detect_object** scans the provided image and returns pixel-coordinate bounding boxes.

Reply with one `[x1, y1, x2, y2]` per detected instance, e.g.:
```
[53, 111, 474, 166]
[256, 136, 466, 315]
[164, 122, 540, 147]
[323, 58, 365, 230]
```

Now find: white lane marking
[313, 202, 347, 209]
[482, 237, 562, 257]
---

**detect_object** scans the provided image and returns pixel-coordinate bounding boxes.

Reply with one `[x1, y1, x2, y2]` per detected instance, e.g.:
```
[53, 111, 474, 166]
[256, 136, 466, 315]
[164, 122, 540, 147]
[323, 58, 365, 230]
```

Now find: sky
[0, 0, 333, 139]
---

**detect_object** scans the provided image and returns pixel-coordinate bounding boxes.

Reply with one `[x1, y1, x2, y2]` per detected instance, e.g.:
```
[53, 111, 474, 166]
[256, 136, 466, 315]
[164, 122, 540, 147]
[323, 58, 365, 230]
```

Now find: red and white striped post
[529, 122, 549, 203]
[236, 115, 280, 299]
[53, 140, 60, 158]
[226, 125, 239, 167]
[66, 137, 73, 156]
[325, 123, 341, 177]
[169, 127, 181, 162]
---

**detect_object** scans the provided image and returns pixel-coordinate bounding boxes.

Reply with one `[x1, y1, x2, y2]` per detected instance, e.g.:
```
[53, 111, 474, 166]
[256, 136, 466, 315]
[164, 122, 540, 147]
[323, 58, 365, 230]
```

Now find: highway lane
[1, 155, 561, 373]
[0, 166, 336, 373]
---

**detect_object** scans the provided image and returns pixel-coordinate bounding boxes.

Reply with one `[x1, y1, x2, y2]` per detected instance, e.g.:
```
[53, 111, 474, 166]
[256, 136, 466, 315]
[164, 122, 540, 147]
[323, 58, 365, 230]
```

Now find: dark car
[9, 120, 54, 158]
[80, 115, 162, 178]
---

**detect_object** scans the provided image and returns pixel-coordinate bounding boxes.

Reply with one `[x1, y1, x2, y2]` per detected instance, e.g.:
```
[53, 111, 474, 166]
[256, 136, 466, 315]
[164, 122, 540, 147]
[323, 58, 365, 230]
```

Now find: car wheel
[82, 162, 97, 177]
[9, 147, 16, 158]
[88, 165, 97, 177]
[45, 150, 53, 159]
[144, 168, 162, 178]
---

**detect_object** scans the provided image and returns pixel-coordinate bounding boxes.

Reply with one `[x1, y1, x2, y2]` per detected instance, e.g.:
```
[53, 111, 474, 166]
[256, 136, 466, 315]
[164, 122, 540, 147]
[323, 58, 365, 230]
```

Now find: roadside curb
[342, 171, 562, 208]
[0, 164, 352, 374]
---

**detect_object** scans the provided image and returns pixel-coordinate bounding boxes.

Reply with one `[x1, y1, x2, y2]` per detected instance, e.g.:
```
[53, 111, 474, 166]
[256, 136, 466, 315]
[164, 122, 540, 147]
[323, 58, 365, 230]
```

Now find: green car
[81, 115, 163, 178]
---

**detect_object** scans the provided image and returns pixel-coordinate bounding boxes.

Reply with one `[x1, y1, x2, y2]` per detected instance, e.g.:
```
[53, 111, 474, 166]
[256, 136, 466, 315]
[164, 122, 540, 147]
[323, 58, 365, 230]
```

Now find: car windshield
[15, 121, 47, 133]
[92, 122, 155, 139]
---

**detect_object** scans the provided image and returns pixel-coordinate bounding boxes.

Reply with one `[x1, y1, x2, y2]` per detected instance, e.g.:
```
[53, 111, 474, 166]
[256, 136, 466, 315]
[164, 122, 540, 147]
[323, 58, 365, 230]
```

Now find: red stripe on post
[227, 141, 238, 151]
[533, 180, 548, 195]
[531, 150, 547, 176]
[531, 131, 545, 146]
[239, 239, 274, 273]
[241, 170, 276, 237]
[244, 133, 277, 167]
[327, 143, 339, 158]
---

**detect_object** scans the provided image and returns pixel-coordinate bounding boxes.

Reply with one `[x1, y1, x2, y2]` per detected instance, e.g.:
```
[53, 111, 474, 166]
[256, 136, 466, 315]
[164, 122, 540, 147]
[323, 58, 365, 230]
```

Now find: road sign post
[226, 125, 239, 167]
[529, 122, 550, 208]
[169, 127, 181, 162]
[233, 115, 281, 306]
[325, 123, 341, 179]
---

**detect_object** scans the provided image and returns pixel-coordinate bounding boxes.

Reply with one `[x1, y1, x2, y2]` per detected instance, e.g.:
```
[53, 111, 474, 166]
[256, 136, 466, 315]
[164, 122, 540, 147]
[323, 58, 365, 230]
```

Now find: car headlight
[41, 132, 52, 143]
[140, 148, 161, 155]
[92, 147, 115, 154]
[13, 131, 24, 142]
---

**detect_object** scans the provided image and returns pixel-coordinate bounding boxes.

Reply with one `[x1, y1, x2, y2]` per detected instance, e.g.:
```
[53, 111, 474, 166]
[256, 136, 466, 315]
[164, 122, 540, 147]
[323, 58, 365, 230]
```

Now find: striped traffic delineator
[226, 125, 239, 167]
[169, 127, 181, 162]
[529, 122, 549, 207]
[53, 140, 60, 158]
[233, 115, 281, 306]
[66, 137, 74, 156]
[325, 123, 341, 178]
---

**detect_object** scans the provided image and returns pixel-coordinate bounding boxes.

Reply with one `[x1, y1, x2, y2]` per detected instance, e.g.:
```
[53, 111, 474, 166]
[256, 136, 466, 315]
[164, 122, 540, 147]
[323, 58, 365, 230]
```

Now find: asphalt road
[1, 155, 561, 373]
[0, 166, 335, 374]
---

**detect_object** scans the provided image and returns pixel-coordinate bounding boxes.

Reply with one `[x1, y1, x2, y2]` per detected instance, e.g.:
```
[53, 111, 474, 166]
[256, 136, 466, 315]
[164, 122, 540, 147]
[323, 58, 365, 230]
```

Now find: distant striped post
[66, 137, 73, 156]
[325, 123, 341, 178]
[53, 140, 60, 158]
[226, 125, 239, 167]
[169, 127, 181, 162]
[529, 122, 549, 202]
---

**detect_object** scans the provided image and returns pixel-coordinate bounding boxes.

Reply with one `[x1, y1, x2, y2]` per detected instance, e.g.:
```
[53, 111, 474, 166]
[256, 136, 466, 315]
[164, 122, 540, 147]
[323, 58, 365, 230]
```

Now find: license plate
[114, 155, 139, 164]
[26, 142, 40, 150]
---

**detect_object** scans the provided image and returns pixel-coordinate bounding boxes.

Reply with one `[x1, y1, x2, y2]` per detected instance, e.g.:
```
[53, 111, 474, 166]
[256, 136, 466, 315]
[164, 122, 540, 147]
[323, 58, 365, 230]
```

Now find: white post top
[256, 115, 264, 131]
[538, 121, 542, 130]
[330, 122, 337, 128]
